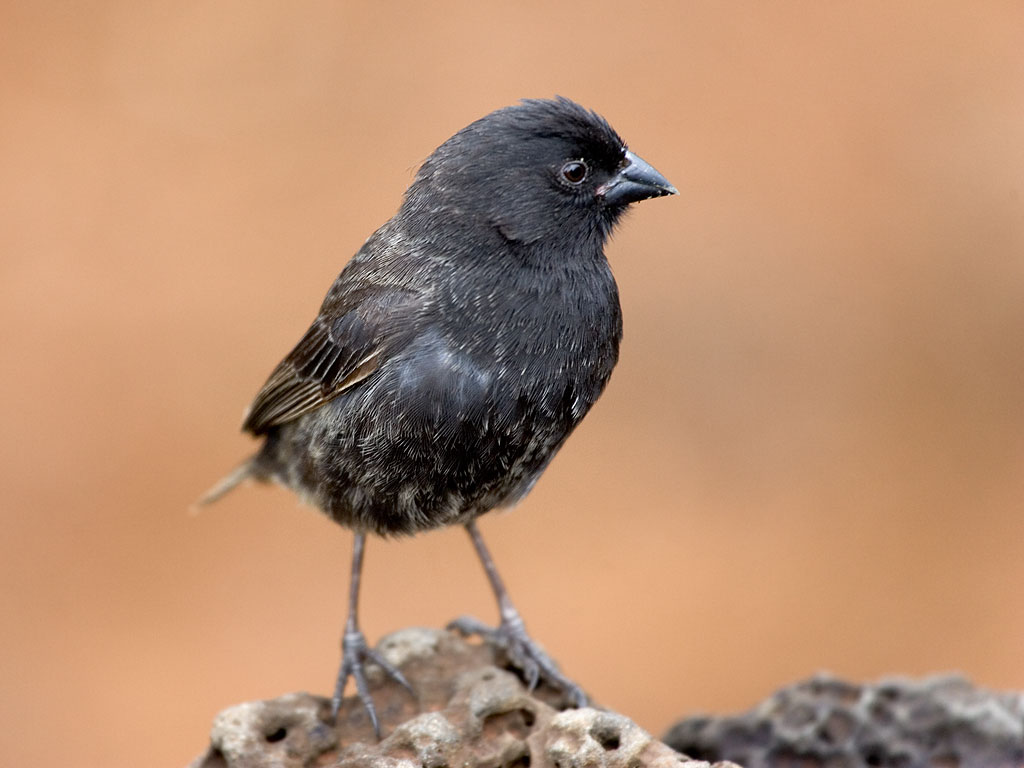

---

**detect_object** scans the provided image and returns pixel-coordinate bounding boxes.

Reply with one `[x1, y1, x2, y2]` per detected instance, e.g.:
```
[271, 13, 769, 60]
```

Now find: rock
[663, 673, 1024, 768]
[190, 627, 738, 768]
[199, 692, 337, 768]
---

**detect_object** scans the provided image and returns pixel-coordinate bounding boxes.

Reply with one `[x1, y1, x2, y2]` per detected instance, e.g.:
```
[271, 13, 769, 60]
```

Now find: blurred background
[2, 2, 1023, 766]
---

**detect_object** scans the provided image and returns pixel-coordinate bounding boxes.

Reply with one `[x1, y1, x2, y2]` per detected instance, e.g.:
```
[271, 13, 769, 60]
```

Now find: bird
[200, 96, 675, 736]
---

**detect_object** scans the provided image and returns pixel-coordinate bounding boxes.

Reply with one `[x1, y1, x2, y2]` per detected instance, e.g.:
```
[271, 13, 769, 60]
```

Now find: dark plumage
[202, 97, 675, 735]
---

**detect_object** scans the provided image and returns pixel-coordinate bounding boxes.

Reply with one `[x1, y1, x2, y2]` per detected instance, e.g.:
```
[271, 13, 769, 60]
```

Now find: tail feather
[194, 458, 256, 509]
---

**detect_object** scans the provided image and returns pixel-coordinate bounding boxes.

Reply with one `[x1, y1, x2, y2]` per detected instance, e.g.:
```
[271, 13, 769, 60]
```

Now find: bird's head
[403, 97, 676, 250]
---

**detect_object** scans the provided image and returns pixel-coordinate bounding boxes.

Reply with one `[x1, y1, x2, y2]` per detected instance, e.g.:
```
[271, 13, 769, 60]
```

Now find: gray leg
[333, 533, 412, 737]
[448, 521, 587, 707]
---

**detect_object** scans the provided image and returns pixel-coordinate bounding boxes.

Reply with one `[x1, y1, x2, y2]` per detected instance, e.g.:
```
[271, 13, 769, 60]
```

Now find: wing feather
[241, 288, 418, 434]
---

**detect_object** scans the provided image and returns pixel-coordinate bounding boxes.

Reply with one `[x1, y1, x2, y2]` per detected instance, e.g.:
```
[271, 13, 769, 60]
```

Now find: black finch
[202, 97, 675, 736]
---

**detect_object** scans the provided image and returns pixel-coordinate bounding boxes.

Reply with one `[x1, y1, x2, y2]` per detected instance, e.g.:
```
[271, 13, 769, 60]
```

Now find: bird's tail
[194, 457, 258, 509]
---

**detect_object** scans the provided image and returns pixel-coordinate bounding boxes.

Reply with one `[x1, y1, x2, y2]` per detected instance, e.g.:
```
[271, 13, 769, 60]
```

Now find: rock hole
[482, 708, 536, 739]
[265, 727, 287, 743]
[864, 745, 885, 766]
[590, 723, 620, 751]
[506, 752, 531, 768]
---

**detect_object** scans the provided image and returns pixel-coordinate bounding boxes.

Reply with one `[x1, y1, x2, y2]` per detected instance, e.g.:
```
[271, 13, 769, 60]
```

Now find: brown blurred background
[2, 2, 1023, 765]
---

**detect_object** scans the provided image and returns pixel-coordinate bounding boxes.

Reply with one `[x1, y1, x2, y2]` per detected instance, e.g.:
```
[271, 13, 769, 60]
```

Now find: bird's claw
[333, 627, 413, 737]
[448, 614, 588, 708]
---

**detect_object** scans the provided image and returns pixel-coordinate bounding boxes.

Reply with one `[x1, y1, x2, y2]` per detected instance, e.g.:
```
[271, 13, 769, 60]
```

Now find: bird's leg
[448, 520, 588, 707]
[332, 532, 412, 737]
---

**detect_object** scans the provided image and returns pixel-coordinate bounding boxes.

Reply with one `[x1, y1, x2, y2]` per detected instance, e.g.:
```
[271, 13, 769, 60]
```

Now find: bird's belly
[270, 320, 616, 536]
[260, 290, 618, 536]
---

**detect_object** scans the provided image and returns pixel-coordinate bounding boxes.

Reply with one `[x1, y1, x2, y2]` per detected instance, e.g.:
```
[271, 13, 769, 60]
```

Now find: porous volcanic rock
[664, 673, 1024, 768]
[191, 627, 739, 768]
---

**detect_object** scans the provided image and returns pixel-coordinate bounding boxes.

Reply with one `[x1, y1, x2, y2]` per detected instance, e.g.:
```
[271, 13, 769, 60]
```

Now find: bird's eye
[560, 160, 588, 185]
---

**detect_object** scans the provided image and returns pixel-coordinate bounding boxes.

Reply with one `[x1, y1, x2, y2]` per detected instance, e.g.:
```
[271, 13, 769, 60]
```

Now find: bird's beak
[597, 150, 677, 206]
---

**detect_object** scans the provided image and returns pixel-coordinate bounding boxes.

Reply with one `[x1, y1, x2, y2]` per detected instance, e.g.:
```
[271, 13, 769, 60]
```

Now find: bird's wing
[242, 288, 421, 435]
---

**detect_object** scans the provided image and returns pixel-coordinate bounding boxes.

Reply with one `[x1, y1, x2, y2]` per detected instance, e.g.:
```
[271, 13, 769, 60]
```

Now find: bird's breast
[438, 260, 621, 410]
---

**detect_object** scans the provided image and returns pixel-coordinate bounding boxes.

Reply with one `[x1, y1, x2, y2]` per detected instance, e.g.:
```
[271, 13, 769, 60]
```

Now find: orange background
[3, 3, 1024, 766]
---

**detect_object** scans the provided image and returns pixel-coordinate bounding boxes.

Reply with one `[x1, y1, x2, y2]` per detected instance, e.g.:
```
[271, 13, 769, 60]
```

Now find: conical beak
[597, 150, 677, 206]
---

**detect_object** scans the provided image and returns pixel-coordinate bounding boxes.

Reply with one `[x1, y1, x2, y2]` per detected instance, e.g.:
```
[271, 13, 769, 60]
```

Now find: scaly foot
[448, 613, 588, 707]
[333, 625, 413, 737]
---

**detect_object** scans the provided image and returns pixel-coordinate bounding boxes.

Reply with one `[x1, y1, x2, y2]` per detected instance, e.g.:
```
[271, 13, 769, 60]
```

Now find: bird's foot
[447, 613, 588, 707]
[333, 625, 413, 737]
